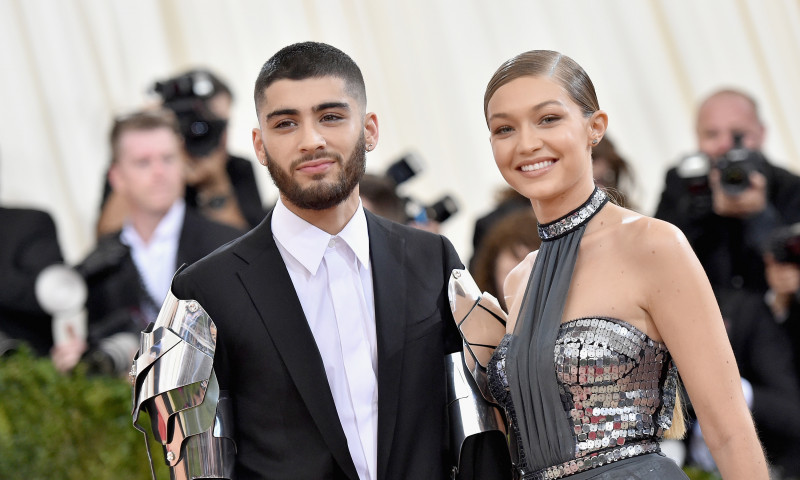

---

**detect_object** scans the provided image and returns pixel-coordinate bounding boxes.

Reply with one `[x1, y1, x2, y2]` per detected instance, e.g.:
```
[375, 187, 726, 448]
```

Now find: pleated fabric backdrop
[1, 0, 798, 262]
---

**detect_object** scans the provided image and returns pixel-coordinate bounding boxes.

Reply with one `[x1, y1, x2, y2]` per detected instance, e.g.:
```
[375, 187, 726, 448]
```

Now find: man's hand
[185, 144, 230, 190]
[50, 325, 87, 373]
[185, 144, 248, 229]
[709, 169, 767, 218]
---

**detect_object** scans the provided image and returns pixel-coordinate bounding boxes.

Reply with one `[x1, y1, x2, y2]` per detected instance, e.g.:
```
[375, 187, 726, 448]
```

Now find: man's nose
[298, 124, 326, 152]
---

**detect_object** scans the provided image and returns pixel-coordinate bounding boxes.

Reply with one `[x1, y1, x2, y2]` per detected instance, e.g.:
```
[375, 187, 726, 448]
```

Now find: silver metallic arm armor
[446, 269, 508, 477]
[130, 290, 236, 480]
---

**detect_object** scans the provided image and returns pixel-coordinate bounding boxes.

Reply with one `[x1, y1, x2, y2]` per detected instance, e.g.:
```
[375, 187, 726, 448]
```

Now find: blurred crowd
[1, 72, 799, 478]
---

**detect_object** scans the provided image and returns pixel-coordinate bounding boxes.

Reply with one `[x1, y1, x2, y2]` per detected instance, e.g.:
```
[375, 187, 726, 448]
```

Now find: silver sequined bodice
[488, 317, 678, 479]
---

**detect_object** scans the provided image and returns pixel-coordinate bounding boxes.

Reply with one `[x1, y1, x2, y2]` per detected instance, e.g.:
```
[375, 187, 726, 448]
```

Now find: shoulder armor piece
[131, 290, 235, 479]
[446, 269, 509, 476]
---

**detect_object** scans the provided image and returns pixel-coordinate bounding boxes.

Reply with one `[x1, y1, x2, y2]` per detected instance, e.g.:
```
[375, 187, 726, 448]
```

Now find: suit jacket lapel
[366, 212, 408, 478]
[233, 212, 359, 480]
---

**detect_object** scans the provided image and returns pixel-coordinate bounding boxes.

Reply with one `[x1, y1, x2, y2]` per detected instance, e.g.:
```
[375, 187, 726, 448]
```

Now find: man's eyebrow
[313, 102, 350, 113]
[265, 108, 299, 121]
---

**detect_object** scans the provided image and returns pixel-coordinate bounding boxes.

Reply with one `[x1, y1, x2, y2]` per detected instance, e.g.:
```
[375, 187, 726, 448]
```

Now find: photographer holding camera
[97, 68, 267, 236]
[655, 89, 800, 294]
[656, 89, 800, 476]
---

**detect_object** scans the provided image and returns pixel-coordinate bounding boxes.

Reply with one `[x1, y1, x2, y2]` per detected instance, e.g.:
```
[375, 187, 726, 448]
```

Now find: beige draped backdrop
[1, 0, 798, 263]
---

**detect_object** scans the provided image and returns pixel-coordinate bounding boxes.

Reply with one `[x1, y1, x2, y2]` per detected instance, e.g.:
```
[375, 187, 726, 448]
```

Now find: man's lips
[296, 158, 336, 174]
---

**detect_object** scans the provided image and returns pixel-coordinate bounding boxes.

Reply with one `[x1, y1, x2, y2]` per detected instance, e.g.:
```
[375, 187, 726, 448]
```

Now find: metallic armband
[130, 290, 236, 480]
[446, 269, 508, 477]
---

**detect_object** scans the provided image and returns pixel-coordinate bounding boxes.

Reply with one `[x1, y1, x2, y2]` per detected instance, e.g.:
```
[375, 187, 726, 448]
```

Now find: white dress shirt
[120, 200, 185, 323]
[272, 197, 378, 480]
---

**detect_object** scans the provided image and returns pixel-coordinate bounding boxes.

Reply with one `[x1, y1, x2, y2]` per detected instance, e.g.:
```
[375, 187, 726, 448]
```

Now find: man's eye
[321, 114, 342, 122]
[274, 120, 296, 129]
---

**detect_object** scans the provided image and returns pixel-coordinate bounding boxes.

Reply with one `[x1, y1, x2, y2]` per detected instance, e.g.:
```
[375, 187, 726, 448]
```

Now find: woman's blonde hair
[663, 387, 687, 440]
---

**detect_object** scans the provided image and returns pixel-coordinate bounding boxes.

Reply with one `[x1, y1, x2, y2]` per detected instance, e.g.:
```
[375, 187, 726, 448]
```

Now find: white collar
[272, 197, 370, 276]
[120, 199, 186, 248]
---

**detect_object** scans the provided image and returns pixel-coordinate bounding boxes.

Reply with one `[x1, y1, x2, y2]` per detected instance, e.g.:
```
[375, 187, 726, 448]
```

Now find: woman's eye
[541, 115, 560, 124]
[493, 126, 513, 135]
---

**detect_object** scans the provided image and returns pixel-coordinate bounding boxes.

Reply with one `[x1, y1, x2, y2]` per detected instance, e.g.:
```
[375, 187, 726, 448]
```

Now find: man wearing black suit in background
[0, 206, 64, 355]
[51, 109, 243, 374]
[165, 42, 509, 479]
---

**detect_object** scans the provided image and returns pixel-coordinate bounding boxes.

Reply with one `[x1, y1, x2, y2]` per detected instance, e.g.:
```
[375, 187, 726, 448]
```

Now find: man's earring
[366, 144, 373, 152]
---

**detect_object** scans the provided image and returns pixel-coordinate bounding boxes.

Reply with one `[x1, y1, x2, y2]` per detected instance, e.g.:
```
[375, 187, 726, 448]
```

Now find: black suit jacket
[171, 210, 470, 480]
[0, 207, 64, 354]
[712, 287, 800, 472]
[82, 207, 243, 338]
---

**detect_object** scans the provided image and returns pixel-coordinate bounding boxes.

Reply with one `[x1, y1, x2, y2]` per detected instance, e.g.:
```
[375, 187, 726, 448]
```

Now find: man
[655, 89, 800, 294]
[97, 68, 267, 235]
[169, 68, 267, 230]
[0, 206, 64, 355]
[52, 109, 243, 374]
[138, 42, 508, 479]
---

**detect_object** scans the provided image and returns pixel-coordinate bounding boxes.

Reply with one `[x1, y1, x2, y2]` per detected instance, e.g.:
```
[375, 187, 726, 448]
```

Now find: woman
[480, 50, 767, 479]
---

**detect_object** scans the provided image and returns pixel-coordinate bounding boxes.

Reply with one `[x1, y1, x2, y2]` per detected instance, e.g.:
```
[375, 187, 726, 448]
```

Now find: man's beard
[264, 134, 366, 211]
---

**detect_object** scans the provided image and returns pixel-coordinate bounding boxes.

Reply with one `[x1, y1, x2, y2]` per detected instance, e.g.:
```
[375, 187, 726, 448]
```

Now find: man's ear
[364, 112, 379, 151]
[108, 163, 123, 193]
[252, 128, 268, 167]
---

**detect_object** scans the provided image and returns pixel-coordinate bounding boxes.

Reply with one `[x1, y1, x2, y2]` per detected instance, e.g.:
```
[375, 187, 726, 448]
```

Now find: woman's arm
[640, 220, 768, 479]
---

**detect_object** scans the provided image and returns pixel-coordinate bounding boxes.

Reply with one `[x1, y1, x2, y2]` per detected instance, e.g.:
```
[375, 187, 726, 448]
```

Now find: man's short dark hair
[253, 42, 367, 114]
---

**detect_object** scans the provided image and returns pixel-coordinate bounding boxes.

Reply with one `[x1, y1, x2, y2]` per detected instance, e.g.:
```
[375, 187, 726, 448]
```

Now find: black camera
[714, 134, 765, 195]
[404, 195, 460, 224]
[153, 70, 227, 157]
[767, 223, 800, 265]
[384, 153, 460, 224]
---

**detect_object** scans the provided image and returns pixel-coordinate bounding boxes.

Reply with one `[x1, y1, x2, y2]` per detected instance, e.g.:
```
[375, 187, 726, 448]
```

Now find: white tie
[323, 238, 377, 480]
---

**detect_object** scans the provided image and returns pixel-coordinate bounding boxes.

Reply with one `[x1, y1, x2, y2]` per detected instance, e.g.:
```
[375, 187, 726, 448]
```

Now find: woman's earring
[591, 138, 599, 145]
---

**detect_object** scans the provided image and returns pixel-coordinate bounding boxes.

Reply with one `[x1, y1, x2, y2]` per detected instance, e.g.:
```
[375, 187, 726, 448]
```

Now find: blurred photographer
[97, 68, 266, 236]
[764, 223, 800, 321]
[359, 154, 459, 234]
[54, 109, 243, 375]
[655, 89, 800, 294]
[765, 225, 800, 401]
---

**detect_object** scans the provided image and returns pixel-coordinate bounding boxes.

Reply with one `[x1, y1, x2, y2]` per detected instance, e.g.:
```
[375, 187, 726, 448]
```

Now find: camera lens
[190, 121, 209, 136]
[721, 165, 747, 186]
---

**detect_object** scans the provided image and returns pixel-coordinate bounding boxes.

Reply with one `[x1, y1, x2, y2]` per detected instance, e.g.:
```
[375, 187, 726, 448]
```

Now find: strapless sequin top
[488, 317, 678, 479]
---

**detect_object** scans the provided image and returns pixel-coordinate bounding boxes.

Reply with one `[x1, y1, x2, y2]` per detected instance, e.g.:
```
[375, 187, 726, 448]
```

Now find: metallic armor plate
[446, 269, 509, 477]
[131, 290, 235, 480]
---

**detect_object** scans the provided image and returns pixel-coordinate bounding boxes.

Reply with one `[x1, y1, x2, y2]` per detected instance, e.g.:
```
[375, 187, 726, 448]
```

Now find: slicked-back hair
[110, 109, 181, 164]
[254, 42, 367, 114]
[484, 50, 599, 123]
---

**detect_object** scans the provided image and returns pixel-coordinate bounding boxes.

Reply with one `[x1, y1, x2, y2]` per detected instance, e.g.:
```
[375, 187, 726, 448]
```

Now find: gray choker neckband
[537, 187, 608, 241]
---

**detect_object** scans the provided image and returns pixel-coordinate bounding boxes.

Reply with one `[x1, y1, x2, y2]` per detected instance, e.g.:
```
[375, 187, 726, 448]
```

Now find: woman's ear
[588, 110, 608, 145]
